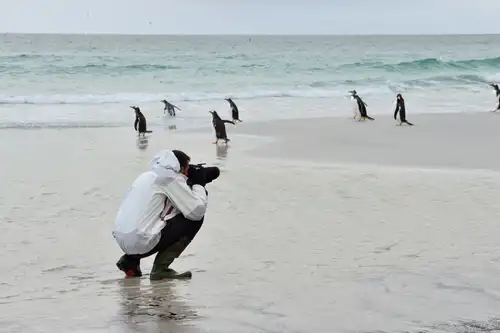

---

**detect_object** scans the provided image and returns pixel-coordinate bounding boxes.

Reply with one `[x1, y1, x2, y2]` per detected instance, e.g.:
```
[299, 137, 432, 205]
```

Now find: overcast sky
[1, 0, 499, 35]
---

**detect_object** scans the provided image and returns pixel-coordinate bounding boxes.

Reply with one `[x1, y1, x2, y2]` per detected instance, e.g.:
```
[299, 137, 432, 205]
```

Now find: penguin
[394, 93, 414, 126]
[349, 90, 374, 121]
[489, 83, 500, 112]
[348, 90, 361, 120]
[131, 106, 152, 137]
[490, 83, 500, 97]
[162, 100, 180, 116]
[225, 98, 242, 122]
[209, 110, 235, 144]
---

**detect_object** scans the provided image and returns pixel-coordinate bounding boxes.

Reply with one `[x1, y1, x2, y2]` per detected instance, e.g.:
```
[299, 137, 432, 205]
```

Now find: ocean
[1, 34, 500, 130]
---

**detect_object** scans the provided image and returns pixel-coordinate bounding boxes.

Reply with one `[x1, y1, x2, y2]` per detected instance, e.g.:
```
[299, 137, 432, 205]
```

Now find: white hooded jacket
[112, 150, 208, 255]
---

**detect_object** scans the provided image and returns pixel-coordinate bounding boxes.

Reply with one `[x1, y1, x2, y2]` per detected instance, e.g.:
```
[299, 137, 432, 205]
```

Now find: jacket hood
[149, 150, 180, 176]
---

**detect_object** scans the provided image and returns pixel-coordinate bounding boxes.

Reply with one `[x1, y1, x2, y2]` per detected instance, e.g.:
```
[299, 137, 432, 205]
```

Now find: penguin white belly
[350, 98, 360, 119]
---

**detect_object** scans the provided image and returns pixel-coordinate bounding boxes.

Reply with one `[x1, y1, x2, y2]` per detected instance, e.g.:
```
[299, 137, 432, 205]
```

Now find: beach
[234, 111, 500, 171]
[1, 112, 500, 333]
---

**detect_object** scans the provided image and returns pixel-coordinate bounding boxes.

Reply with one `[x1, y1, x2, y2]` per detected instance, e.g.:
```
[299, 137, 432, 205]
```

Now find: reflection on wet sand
[162, 114, 178, 131]
[117, 278, 199, 333]
[216, 144, 229, 160]
[136, 136, 149, 150]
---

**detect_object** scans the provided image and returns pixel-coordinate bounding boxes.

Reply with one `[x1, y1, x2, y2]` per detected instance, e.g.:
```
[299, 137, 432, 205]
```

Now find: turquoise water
[1, 34, 500, 129]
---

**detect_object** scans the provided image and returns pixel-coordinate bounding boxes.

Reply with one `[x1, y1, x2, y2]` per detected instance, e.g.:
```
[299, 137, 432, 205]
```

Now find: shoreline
[2, 111, 499, 172]
[182, 108, 499, 132]
[0, 89, 497, 131]
[0, 108, 492, 132]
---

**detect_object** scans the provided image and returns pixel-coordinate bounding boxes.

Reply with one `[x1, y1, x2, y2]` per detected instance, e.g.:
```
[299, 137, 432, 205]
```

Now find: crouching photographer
[112, 149, 220, 280]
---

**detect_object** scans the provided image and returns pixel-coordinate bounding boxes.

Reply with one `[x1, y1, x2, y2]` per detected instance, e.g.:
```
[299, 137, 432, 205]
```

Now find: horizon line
[1, 32, 500, 37]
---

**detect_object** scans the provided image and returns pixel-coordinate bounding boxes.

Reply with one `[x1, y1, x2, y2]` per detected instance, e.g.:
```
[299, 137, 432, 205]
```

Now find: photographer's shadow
[216, 144, 229, 160]
[116, 278, 198, 333]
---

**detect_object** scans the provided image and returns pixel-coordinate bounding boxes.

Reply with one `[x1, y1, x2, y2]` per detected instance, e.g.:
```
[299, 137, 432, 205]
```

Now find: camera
[187, 163, 220, 187]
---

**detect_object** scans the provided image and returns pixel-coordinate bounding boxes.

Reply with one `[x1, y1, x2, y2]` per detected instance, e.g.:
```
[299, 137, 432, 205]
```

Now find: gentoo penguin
[394, 93, 414, 126]
[490, 83, 500, 97]
[225, 98, 242, 122]
[162, 99, 180, 116]
[349, 90, 374, 121]
[349, 90, 361, 120]
[131, 106, 152, 137]
[489, 83, 500, 112]
[209, 110, 235, 144]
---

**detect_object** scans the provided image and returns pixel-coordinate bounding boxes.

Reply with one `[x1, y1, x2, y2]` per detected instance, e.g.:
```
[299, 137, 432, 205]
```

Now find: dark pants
[126, 214, 204, 263]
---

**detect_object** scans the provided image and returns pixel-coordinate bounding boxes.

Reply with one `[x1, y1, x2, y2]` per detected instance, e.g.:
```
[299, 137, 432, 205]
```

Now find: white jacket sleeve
[163, 175, 208, 221]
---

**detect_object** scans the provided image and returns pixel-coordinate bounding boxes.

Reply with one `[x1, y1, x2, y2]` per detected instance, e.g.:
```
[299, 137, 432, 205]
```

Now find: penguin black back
[209, 110, 235, 144]
[396, 94, 404, 108]
[210, 109, 222, 128]
[351, 93, 374, 121]
[225, 98, 242, 122]
[490, 83, 500, 96]
[162, 99, 180, 116]
[354, 95, 366, 116]
[491, 84, 500, 112]
[488, 84, 500, 112]
[394, 94, 413, 125]
[131, 106, 152, 135]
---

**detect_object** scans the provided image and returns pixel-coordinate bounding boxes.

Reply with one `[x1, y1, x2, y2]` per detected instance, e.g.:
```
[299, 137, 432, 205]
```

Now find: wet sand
[1, 112, 500, 333]
[232, 111, 500, 171]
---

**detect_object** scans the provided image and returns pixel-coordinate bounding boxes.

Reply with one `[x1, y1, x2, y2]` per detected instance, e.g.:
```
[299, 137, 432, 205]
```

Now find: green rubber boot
[150, 239, 193, 280]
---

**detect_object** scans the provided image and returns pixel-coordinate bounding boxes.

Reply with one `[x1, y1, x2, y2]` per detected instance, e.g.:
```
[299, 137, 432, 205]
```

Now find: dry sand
[1, 112, 500, 333]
